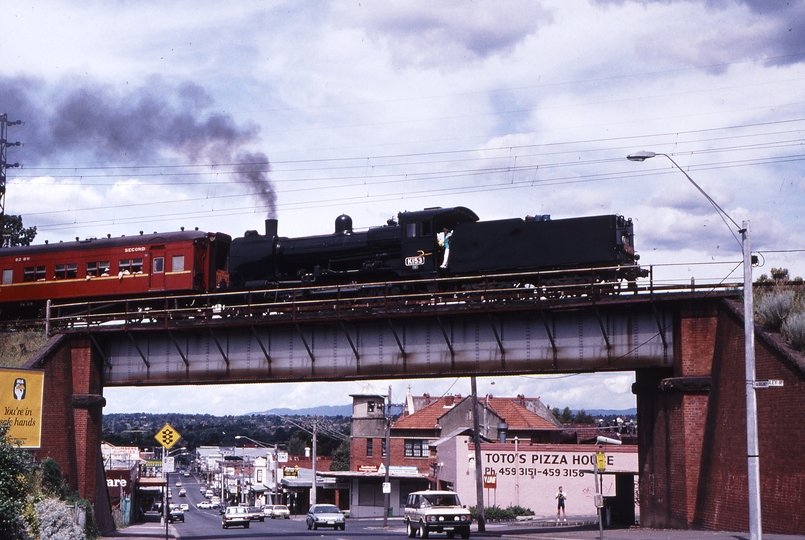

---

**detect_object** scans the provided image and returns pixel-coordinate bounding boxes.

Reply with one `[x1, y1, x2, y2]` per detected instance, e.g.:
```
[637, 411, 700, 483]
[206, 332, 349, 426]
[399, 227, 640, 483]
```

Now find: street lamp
[627, 151, 761, 540]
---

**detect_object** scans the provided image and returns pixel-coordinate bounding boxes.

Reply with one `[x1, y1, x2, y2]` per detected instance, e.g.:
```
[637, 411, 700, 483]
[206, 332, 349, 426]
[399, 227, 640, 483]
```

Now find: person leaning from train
[439, 227, 453, 269]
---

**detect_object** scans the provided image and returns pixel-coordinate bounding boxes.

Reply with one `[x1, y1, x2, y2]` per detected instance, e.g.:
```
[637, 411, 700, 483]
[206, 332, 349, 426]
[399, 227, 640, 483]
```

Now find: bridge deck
[46, 275, 742, 386]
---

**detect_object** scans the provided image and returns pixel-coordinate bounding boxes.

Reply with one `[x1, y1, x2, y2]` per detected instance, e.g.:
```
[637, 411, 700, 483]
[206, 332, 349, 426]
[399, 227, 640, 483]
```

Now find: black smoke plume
[0, 76, 276, 217]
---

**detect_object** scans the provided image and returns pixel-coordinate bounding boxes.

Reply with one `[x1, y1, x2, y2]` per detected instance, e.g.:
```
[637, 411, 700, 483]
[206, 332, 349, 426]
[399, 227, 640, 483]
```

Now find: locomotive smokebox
[335, 214, 353, 234]
[265, 219, 278, 238]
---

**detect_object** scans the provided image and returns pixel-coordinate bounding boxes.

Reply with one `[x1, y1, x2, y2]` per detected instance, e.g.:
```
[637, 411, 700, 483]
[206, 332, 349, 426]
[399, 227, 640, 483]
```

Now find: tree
[1, 214, 37, 247]
[329, 439, 350, 471]
[0, 421, 29, 537]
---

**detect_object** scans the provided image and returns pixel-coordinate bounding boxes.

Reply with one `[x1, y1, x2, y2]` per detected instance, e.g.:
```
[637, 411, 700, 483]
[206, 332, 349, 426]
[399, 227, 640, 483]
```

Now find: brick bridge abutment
[22, 295, 805, 535]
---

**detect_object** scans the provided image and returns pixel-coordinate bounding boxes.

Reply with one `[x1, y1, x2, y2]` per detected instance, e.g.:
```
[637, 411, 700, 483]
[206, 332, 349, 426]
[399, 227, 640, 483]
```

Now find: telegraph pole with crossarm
[0, 114, 22, 247]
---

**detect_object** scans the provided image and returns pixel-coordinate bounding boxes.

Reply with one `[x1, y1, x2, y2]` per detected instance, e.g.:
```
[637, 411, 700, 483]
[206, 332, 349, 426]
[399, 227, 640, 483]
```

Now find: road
[109, 472, 805, 540]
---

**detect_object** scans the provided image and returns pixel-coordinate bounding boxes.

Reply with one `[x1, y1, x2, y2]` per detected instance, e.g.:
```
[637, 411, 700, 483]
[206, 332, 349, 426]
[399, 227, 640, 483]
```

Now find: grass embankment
[0, 329, 49, 368]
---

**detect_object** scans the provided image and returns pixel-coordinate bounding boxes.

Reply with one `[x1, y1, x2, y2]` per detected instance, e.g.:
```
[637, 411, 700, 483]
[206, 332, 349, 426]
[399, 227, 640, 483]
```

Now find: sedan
[197, 500, 216, 509]
[306, 504, 345, 531]
[271, 505, 291, 519]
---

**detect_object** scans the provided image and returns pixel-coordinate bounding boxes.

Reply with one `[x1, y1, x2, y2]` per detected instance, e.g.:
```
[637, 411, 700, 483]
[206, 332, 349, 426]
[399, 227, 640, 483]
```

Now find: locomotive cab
[396, 206, 479, 275]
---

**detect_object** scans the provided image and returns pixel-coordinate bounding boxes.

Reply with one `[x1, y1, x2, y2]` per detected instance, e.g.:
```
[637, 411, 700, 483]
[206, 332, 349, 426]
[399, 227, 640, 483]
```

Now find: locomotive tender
[0, 205, 644, 317]
[228, 206, 643, 291]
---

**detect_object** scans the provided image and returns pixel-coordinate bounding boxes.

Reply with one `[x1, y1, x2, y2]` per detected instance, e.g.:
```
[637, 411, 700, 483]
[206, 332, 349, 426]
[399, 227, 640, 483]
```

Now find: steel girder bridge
[43, 273, 744, 387]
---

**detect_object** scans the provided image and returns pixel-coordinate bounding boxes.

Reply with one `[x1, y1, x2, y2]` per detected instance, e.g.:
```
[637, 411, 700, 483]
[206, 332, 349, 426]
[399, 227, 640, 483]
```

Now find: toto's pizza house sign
[451, 443, 638, 519]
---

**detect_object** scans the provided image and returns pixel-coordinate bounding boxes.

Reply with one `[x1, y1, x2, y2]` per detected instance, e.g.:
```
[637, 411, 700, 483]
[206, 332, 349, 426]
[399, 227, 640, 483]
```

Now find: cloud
[593, 0, 805, 68]
[337, 0, 553, 67]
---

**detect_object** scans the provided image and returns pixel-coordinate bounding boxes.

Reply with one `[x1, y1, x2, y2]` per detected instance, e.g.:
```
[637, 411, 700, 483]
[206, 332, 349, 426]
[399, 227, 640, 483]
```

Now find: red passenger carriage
[0, 230, 230, 318]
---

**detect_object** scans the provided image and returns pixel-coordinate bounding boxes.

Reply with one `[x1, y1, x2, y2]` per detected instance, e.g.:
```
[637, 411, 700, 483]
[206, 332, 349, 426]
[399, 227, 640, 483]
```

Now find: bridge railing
[45, 263, 743, 334]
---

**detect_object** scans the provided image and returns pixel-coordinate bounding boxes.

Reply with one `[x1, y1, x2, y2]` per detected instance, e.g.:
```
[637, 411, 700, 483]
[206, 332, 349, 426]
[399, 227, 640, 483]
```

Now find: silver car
[306, 504, 345, 531]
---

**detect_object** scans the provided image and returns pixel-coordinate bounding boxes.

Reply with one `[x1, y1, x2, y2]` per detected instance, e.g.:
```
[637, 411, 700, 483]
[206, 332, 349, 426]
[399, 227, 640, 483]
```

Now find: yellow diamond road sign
[155, 423, 181, 450]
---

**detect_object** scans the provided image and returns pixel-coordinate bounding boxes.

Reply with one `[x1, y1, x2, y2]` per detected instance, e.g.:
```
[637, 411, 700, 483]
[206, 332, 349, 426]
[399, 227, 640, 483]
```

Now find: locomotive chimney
[265, 218, 278, 238]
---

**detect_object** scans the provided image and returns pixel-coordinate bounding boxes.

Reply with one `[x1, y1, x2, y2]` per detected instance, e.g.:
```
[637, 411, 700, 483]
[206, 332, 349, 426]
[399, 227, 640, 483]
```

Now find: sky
[2, 0, 804, 415]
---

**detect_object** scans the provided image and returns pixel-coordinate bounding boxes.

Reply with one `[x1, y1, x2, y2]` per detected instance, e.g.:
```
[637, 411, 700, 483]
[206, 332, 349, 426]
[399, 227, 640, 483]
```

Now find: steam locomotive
[0, 206, 644, 318]
[228, 206, 644, 292]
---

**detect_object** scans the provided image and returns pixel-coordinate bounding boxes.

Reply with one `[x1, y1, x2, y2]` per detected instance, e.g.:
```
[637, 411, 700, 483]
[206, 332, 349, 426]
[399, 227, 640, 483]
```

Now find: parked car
[222, 506, 250, 529]
[245, 505, 265, 522]
[205, 489, 214, 498]
[271, 504, 291, 519]
[197, 500, 215, 509]
[404, 490, 471, 539]
[167, 504, 185, 523]
[306, 504, 345, 531]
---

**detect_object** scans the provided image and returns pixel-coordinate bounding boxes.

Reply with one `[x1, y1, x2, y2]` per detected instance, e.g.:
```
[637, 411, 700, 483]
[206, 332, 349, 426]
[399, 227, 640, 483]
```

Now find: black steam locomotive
[228, 206, 644, 293]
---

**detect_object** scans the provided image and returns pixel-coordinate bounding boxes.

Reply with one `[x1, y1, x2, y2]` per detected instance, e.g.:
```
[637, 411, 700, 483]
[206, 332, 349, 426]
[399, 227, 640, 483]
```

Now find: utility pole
[311, 415, 317, 506]
[0, 114, 22, 248]
[382, 386, 392, 527]
[471, 376, 486, 532]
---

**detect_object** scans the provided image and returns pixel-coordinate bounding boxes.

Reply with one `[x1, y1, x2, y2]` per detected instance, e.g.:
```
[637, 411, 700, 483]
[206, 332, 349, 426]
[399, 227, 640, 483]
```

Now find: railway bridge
[21, 278, 805, 535]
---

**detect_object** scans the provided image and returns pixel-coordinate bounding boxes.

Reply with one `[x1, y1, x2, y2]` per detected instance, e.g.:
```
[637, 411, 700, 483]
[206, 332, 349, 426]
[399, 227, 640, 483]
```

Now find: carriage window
[153, 257, 164, 274]
[23, 266, 46, 282]
[119, 258, 144, 274]
[421, 222, 431, 236]
[2, 269, 12, 284]
[406, 223, 418, 238]
[54, 263, 78, 280]
[171, 255, 185, 272]
[86, 261, 110, 277]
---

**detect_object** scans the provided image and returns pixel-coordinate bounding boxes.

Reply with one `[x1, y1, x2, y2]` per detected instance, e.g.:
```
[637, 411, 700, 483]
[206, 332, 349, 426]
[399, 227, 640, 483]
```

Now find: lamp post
[627, 151, 761, 540]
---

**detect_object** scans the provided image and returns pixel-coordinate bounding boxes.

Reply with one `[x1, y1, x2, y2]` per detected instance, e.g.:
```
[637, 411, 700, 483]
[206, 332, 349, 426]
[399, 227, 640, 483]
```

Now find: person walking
[555, 486, 567, 522]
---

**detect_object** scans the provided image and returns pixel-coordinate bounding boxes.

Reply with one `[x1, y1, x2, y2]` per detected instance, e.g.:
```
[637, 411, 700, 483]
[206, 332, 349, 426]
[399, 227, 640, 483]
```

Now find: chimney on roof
[423, 393, 431, 405]
[518, 394, 525, 405]
[455, 393, 461, 400]
[445, 395, 455, 407]
[498, 422, 509, 443]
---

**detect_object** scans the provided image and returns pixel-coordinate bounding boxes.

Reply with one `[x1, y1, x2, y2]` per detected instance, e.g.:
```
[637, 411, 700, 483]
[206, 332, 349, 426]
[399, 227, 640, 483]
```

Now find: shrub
[0, 422, 29, 538]
[782, 311, 805, 352]
[754, 289, 795, 330]
[35, 498, 85, 540]
[469, 504, 533, 521]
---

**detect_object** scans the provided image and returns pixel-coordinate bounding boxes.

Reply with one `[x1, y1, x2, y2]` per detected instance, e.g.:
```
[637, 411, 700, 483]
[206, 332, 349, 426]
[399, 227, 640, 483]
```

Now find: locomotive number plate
[405, 255, 426, 267]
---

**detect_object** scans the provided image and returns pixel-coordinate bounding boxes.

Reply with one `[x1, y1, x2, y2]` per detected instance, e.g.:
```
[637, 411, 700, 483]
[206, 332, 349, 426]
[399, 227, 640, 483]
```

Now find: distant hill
[582, 408, 637, 417]
[250, 404, 353, 417]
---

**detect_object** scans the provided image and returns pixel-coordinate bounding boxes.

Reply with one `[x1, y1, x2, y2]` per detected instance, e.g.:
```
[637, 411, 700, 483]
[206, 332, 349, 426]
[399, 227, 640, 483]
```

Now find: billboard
[0, 368, 45, 448]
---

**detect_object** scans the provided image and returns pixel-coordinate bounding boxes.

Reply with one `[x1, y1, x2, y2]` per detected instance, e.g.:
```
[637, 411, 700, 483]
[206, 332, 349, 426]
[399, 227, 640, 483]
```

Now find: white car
[306, 504, 345, 531]
[270, 504, 291, 519]
[180, 503, 190, 511]
[198, 500, 216, 509]
[404, 490, 471, 539]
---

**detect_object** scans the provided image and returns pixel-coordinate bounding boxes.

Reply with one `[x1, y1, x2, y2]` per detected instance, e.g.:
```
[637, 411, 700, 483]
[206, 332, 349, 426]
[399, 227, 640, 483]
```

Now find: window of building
[118, 258, 143, 274]
[2, 269, 12, 284]
[367, 401, 375, 413]
[257, 469, 263, 483]
[366, 439, 373, 457]
[54, 263, 78, 280]
[23, 266, 46, 282]
[86, 261, 111, 277]
[404, 439, 428, 458]
[172, 255, 185, 272]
